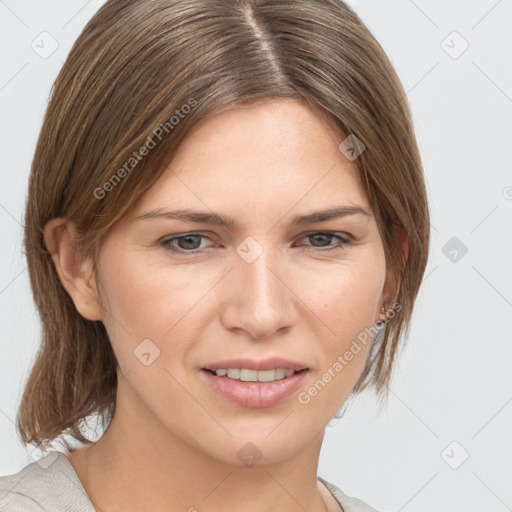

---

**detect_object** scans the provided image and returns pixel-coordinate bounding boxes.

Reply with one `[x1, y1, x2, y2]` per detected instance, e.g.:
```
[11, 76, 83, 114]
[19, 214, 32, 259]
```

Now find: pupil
[311, 233, 330, 246]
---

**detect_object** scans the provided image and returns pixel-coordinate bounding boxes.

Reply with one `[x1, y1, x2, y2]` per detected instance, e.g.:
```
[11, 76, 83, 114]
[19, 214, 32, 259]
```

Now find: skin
[44, 98, 406, 512]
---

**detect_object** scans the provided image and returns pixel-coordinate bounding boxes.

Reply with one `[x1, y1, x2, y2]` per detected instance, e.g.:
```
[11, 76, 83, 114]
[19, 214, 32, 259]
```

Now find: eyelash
[159, 232, 354, 255]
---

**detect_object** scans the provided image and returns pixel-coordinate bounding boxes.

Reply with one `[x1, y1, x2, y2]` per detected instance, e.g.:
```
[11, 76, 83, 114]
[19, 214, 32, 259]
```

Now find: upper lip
[202, 357, 309, 372]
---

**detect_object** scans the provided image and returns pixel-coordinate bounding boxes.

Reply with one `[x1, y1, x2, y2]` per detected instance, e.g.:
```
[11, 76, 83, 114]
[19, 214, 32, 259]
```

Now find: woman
[0, 0, 429, 510]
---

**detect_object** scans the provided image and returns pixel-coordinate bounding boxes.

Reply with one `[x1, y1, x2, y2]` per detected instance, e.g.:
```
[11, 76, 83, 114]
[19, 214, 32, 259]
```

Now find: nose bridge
[242, 244, 281, 306]
[222, 235, 296, 337]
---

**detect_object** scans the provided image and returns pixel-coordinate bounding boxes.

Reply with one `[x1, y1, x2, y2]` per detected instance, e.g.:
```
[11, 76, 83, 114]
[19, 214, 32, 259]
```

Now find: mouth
[199, 364, 310, 408]
[199, 357, 310, 407]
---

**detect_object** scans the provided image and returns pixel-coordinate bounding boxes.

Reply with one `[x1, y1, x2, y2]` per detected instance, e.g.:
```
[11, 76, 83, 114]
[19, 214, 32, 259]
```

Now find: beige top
[0, 452, 379, 511]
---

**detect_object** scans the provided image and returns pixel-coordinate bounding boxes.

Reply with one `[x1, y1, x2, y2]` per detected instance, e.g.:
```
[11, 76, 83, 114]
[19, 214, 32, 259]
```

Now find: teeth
[213, 368, 301, 382]
[275, 369, 286, 379]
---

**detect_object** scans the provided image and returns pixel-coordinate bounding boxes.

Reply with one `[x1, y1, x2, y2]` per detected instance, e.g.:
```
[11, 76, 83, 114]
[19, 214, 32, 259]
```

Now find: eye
[160, 233, 212, 253]
[159, 231, 353, 255]
[295, 232, 353, 251]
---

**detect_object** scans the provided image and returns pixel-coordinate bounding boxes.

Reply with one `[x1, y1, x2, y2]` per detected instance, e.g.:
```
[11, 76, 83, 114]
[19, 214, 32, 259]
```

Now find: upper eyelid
[162, 231, 352, 240]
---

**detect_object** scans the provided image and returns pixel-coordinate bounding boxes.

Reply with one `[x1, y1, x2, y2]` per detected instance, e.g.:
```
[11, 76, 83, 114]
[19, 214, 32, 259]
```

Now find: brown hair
[18, 0, 430, 449]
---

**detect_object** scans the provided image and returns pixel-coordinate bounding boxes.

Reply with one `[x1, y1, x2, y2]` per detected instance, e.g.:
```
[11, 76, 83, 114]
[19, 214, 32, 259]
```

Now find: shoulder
[318, 476, 380, 512]
[0, 451, 94, 511]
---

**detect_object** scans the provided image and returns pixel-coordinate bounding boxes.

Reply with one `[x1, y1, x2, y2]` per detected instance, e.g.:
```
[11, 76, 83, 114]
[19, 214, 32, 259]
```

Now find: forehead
[135, 99, 369, 213]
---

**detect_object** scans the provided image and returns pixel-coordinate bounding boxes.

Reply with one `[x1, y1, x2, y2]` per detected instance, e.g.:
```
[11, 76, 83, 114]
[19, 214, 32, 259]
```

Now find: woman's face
[92, 98, 390, 465]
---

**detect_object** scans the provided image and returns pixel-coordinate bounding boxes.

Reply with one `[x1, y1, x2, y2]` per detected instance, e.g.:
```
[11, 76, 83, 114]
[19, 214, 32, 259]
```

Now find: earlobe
[43, 217, 103, 321]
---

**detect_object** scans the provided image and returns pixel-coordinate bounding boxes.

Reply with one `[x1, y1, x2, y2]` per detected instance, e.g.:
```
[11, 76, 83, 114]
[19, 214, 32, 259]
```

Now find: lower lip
[200, 369, 308, 408]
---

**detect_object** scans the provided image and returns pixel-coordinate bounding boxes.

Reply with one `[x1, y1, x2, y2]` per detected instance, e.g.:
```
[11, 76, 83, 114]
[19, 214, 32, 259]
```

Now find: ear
[43, 217, 103, 321]
[376, 224, 409, 322]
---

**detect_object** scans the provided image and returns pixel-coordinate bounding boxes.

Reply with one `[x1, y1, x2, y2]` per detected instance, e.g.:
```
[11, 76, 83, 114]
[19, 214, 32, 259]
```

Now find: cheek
[97, 249, 196, 333]
[95, 249, 220, 375]
[300, 254, 386, 337]
[295, 253, 385, 389]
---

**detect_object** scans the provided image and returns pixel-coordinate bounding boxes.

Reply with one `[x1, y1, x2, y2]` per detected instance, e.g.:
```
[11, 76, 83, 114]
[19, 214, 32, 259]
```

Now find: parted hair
[18, 0, 430, 449]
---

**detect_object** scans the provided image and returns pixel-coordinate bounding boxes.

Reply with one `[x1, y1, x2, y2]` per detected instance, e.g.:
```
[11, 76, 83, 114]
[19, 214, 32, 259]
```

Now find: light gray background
[0, 1, 511, 511]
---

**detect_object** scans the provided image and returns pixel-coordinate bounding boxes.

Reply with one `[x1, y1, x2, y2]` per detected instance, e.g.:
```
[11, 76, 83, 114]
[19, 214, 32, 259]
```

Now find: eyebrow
[135, 205, 371, 227]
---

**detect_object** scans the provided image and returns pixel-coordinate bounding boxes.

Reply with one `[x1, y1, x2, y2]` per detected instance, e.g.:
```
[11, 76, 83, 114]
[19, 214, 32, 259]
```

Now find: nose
[219, 243, 299, 340]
